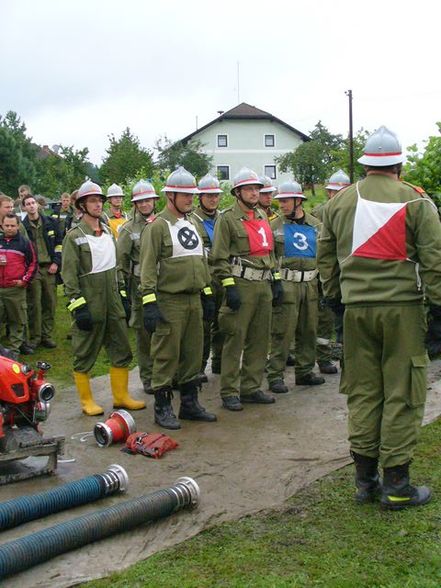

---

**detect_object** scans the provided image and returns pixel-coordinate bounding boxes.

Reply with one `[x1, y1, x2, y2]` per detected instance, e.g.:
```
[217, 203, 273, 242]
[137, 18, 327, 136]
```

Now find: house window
[217, 165, 230, 180]
[217, 134, 228, 148]
[264, 165, 276, 180]
[264, 134, 275, 147]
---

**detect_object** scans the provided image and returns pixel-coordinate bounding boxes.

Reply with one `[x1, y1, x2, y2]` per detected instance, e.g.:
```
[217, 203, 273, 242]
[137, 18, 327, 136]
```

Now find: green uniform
[267, 212, 321, 383]
[139, 208, 211, 389]
[211, 202, 274, 398]
[61, 219, 132, 373]
[23, 214, 62, 346]
[311, 201, 336, 364]
[190, 207, 223, 371]
[117, 210, 153, 387]
[318, 175, 441, 468]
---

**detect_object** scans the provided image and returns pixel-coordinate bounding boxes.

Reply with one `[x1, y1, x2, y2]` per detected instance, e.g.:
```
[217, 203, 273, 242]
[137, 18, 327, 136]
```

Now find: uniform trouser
[202, 278, 224, 370]
[129, 280, 153, 384]
[72, 314, 132, 373]
[27, 266, 57, 344]
[219, 278, 272, 398]
[267, 280, 318, 382]
[342, 304, 428, 469]
[0, 287, 27, 352]
[151, 292, 203, 390]
[316, 303, 335, 363]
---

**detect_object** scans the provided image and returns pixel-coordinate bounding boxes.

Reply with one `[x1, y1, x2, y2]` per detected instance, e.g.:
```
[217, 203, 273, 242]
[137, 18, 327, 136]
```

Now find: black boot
[381, 463, 432, 510]
[154, 387, 181, 430]
[351, 451, 382, 504]
[179, 380, 217, 422]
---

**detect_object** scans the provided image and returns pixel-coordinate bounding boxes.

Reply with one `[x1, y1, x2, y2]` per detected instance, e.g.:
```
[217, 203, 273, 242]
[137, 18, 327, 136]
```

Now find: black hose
[0, 476, 199, 579]
[0, 464, 128, 531]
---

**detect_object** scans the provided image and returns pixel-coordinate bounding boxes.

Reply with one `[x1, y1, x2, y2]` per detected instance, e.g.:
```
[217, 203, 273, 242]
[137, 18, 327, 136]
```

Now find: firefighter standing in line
[61, 179, 145, 416]
[211, 167, 283, 411]
[266, 180, 324, 392]
[105, 184, 129, 239]
[0, 214, 37, 356]
[190, 173, 224, 377]
[140, 166, 217, 430]
[318, 126, 441, 509]
[312, 169, 351, 374]
[117, 180, 159, 395]
[258, 175, 279, 220]
[22, 194, 62, 349]
[51, 192, 72, 237]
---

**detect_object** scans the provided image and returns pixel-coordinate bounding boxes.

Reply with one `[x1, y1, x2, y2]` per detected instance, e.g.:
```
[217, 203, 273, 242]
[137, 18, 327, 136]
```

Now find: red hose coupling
[94, 410, 136, 448]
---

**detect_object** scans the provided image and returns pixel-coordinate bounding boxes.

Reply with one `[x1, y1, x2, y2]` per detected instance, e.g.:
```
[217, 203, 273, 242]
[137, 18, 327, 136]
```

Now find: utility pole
[345, 89, 354, 182]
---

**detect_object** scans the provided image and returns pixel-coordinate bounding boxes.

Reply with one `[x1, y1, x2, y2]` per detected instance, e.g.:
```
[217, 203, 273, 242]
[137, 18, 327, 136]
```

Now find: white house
[180, 102, 309, 184]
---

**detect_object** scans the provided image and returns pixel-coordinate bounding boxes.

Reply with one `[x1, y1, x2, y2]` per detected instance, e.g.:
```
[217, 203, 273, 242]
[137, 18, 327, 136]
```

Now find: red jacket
[0, 233, 37, 288]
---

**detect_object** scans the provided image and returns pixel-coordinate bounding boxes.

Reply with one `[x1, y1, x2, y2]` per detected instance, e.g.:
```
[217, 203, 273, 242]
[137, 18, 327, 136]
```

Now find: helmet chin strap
[199, 197, 216, 215]
[286, 200, 304, 221]
[170, 193, 187, 216]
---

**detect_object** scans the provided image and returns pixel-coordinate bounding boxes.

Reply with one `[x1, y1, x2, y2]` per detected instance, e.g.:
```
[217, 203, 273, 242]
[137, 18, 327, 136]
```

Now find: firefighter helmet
[76, 179, 105, 209]
[274, 180, 306, 199]
[106, 183, 124, 198]
[259, 175, 277, 193]
[161, 166, 199, 194]
[325, 169, 351, 191]
[131, 180, 159, 202]
[230, 167, 264, 195]
[198, 174, 222, 194]
[358, 126, 405, 166]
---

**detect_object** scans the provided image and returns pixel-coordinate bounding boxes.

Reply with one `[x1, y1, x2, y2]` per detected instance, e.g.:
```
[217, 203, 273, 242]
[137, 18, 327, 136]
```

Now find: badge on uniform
[283, 224, 317, 258]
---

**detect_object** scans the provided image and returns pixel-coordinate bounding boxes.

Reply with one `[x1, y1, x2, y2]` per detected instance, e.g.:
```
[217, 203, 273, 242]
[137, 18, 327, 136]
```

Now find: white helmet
[76, 179, 104, 209]
[106, 183, 124, 198]
[132, 180, 159, 202]
[259, 175, 277, 194]
[358, 126, 405, 166]
[161, 166, 199, 194]
[230, 167, 264, 195]
[198, 174, 222, 194]
[274, 180, 306, 200]
[325, 169, 351, 191]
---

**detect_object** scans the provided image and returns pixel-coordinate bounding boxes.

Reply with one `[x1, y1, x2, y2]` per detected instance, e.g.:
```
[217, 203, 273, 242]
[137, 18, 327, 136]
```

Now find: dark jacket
[22, 213, 63, 268]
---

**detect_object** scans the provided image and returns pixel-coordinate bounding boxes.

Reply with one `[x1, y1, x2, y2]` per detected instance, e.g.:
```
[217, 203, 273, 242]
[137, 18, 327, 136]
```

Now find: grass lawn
[85, 418, 441, 588]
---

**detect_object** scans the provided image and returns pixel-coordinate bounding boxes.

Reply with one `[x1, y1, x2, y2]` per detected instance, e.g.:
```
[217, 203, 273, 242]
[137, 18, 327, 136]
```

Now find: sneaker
[269, 379, 289, 394]
[222, 395, 243, 411]
[318, 361, 338, 374]
[241, 390, 275, 404]
[296, 373, 325, 386]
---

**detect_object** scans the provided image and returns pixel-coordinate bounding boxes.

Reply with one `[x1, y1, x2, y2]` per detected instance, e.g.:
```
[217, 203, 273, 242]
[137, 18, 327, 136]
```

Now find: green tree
[155, 135, 213, 179]
[330, 128, 371, 181]
[276, 122, 344, 194]
[403, 123, 441, 196]
[35, 145, 91, 197]
[0, 111, 38, 195]
[100, 128, 155, 185]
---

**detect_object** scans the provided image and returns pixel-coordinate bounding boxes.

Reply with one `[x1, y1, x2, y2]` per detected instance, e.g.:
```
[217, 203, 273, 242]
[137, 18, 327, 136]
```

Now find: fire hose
[0, 476, 200, 579]
[0, 464, 128, 531]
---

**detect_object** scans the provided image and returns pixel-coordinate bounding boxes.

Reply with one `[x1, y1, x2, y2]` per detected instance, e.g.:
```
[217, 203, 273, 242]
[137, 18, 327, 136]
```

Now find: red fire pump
[0, 348, 64, 484]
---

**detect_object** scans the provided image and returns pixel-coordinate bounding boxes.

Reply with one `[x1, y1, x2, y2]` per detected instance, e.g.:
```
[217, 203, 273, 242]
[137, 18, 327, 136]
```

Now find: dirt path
[2, 360, 441, 587]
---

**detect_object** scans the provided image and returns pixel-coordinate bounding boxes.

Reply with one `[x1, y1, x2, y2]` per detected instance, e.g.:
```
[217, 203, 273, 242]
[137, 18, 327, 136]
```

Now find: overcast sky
[2, 0, 440, 165]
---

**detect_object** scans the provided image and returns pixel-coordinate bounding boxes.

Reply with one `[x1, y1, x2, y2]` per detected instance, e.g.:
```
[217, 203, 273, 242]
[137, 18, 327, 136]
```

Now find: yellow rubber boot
[73, 371, 104, 416]
[110, 366, 145, 411]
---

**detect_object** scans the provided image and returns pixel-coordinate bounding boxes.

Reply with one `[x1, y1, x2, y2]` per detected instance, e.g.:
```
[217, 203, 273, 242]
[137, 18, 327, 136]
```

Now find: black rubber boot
[351, 451, 382, 504]
[296, 373, 325, 386]
[154, 387, 181, 430]
[318, 361, 338, 374]
[269, 379, 289, 394]
[179, 380, 217, 422]
[381, 463, 432, 510]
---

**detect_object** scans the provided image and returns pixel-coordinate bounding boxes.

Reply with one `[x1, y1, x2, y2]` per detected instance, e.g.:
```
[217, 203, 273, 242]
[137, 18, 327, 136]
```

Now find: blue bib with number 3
[283, 224, 317, 258]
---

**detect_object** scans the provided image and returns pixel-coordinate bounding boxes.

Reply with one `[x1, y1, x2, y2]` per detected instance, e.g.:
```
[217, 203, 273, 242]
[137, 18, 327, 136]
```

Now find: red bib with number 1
[243, 219, 274, 256]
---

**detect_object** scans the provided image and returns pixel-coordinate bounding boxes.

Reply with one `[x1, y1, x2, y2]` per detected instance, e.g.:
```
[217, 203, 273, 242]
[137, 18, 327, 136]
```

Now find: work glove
[271, 272, 284, 307]
[120, 290, 131, 323]
[224, 285, 241, 311]
[201, 287, 216, 322]
[142, 294, 164, 333]
[74, 304, 93, 331]
[426, 305, 441, 359]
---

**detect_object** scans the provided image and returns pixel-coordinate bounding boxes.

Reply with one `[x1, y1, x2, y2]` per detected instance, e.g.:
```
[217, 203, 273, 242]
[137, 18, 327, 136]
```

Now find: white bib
[165, 218, 203, 258]
[85, 232, 116, 274]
